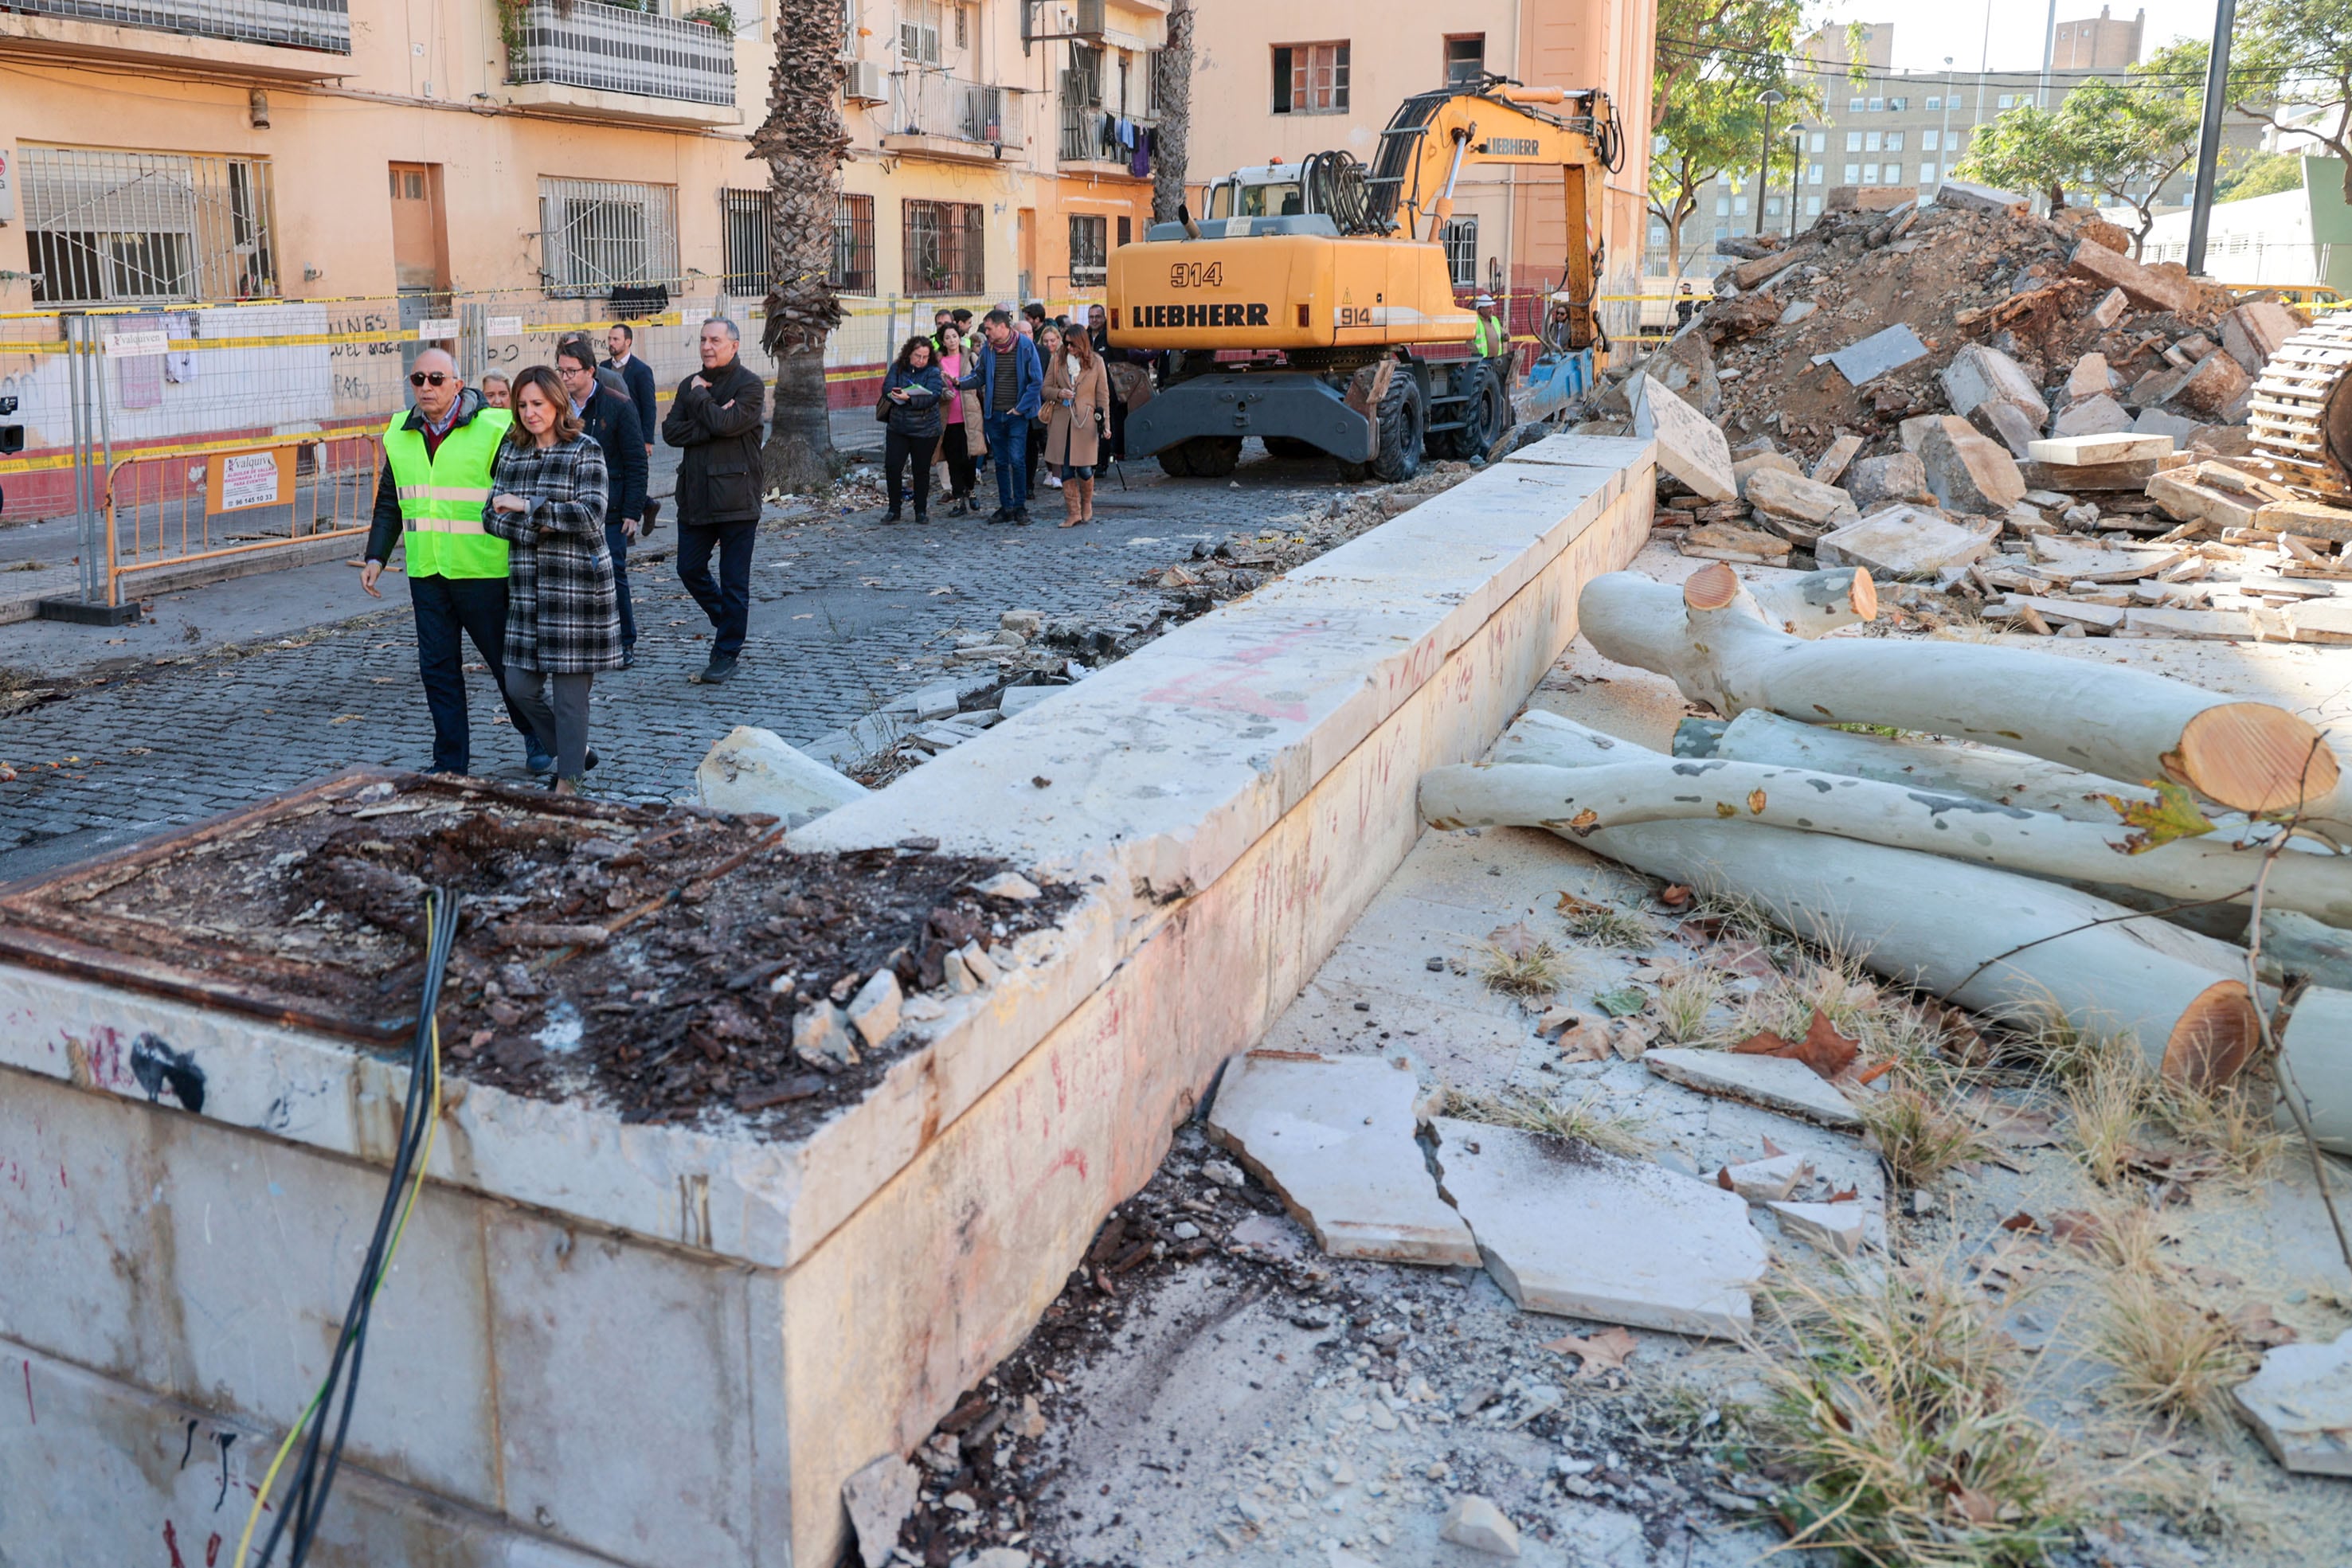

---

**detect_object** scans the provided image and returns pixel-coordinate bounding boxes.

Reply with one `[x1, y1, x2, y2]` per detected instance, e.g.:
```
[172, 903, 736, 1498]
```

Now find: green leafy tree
[2232, 0, 2352, 205]
[2216, 149, 2307, 201]
[1647, 0, 1816, 276]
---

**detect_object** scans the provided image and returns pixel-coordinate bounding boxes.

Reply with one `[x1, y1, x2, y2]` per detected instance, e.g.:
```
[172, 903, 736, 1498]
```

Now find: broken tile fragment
[2236, 1328, 2352, 1476]
[846, 969, 902, 1048]
[1431, 1117, 1767, 1337]
[1440, 1493, 1523, 1558]
[1206, 1051, 1479, 1265]
[1720, 1152, 1810, 1202]
[842, 1454, 919, 1568]
[1642, 1046, 1861, 1128]
[1768, 1200, 1867, 1258]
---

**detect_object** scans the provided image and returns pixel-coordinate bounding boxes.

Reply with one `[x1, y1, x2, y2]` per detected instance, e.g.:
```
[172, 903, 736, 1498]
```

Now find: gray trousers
[504, 667, 595, 780]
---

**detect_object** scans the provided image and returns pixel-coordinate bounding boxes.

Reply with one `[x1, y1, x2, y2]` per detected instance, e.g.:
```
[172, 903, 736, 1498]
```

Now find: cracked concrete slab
[1642, 1046, 1862, 1128]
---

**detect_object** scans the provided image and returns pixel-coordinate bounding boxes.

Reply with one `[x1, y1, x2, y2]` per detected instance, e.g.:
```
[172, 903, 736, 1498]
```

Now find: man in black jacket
[557, 338, 649, 668]
[661, 317, 767, 685]
[603, 323, 659, 456]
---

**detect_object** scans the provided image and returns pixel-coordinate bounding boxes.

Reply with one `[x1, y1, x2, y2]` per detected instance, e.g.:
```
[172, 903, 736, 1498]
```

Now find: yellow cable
[235, 912, 445, 1568]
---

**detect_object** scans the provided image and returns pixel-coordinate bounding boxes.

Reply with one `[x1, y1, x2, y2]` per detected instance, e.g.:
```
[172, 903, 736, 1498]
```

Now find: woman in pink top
[935, 323, 981, 518]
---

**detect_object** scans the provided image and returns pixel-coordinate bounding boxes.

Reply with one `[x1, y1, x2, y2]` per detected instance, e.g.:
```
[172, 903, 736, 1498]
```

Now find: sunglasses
[409, 372, 452, 388]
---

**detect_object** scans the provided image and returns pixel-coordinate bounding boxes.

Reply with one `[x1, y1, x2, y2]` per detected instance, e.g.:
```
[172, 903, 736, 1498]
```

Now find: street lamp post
[1786, 124, 1803, 238]
[1755, 88, 1785, 238]
[1937, 56, 1955, 201]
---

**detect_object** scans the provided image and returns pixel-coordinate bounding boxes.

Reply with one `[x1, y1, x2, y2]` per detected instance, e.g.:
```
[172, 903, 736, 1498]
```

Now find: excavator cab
[1203, 168, 1307, 220]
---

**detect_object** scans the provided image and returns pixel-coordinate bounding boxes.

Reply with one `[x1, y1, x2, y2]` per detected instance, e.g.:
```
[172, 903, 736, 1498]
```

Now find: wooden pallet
[2248, 315, 2352, 498]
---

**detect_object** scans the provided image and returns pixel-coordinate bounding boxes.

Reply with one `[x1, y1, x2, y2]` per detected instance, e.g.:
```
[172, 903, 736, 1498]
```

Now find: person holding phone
[878, 335, 944, 524]
[483, 365, 619, 795]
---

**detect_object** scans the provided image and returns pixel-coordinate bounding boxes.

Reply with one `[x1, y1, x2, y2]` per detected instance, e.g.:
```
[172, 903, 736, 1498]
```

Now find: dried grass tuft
[2087, 1264, 2256, 1437]
[1653, 964, 1723, 1043]
[1862, 1082, 1996, 1190]
[1478, 938, 1563, 1000]
[2065, 1039, 2154, 1188]
[1443, 1086, 1652, 1158]
[1557, 898, 1656, 949]
[2153, 1078, 2287, 1184]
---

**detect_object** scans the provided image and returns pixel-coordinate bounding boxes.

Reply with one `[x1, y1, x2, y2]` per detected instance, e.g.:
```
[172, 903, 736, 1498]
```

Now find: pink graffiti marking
[1140, 625, 1325, 721]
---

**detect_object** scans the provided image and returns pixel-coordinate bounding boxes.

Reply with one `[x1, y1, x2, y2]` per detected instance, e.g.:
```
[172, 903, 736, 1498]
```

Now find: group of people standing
[876, 302, 1129, 528]
[362, 318, 766, 792]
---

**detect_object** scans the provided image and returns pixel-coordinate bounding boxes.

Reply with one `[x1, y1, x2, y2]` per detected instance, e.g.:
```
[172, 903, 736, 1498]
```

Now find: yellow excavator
[1107, 76, 1622, 481]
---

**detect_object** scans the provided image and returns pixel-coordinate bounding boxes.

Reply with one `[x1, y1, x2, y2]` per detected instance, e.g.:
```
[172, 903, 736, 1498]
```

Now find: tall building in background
[2051, 6, 2144, 69]
[1181, 1, 1660, 330]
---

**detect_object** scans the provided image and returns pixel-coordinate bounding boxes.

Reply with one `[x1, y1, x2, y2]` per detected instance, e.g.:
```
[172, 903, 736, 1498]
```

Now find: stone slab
[2117, 607, 2259, 640]
[1920, 422, 2026, 515]
[1430, 1117, 1767, 1337]
[2234, 1328, 2352, 1476]
[2019, 457, 2159, 493]
[1634, 373, 1736, 501]
[1814, 506, 1992, 577]
[1810, 434, 1863, 486]
[1721, 1151, 1810, 1202]
[2222, 301, 2304, 373]
[1940, 344, 2050, 427]
[1767, 1200, 1868, 1257]
[843, 1455, 920, 1568]
[997, 682, 1063, 717]
[1744, 466, 1858, 527]
[2255, 499, 2352, 543]
[2068, 239, 2194, 312]
[696, 725, 868, 826]
[2049, 394, 2133, 440]
[1642, 1047, 1861, 1128]
[1933, 179, 2027, 213]
[1990, 594, 2127, 632]
[1207, 1051, 1478, 1265]
[1845, 452, 1933, 510]
[2028, 432, 2174, 467]
[1826, 323, 1929, 387]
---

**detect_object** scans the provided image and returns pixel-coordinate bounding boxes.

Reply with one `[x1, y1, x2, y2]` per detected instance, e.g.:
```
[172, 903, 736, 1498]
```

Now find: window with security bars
[1068, 215, 1106, 288]
[1441, 217, 1478, 288]
[834, 193, 875, 292]
[539, 177, 679, 296]
[902, 199, 984, 294]
[722, 188, 770, 295]
[1272, 41, 1348, 114]
[23, 146, 278, 305]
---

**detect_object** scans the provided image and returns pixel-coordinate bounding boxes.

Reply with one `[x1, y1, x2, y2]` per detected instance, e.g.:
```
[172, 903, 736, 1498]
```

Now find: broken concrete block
[696, 725, 869, 824]
[1933, 179, 2028, 214]
[1826, 184, 1916, 213]
[2068, 239, 2194, 313]
[2117, 606, 2260, 640]
[2147, 470, 2260, 531]
[2048, 394, 2132, 440]
[976, 870, 1043, 901]
[1815, 505, 1992, 577]
[2028, 431, 2174, 467]
[1845, 452, 1934, 510]
[1744, 467, 1859, 528]
[1642, 1046, 1861, 1128]
[1646, 331, 1723, 420]
[843, 1455, 921, 1568]
[2169, 352, 2252, 420]
[1973, 398, 2043, 459]
[894, 680, 963, 720]
[1431, 1117, 1767, 1336]
[1769, 1200, 1867, 1258]
[1634, 372, 1736, 502]
[847, 969, 903, 1049]
[1680, 522, 1790, 565]
[2090, 287, 2129, 329]
[2063, 352, 2113, 405]
[958, 940, 999, 986]
[795, 1002, 859, 1068]
[2019, 457, 2159, 493]
[2254, 499, 2352, 542]
[1440, 1494, 1524, 1558]
[1732, 450, 1802, 495]
[1721, 1152, 1810, 1202]
[1940, 344, 2051, 428]
[1826, 323, 1929, 387]
[1779, 298, 1818, 327]
[1920, 421, 2026, 515]
[2285, 600, 2352, 645]
[999, 608, 1045, 637]
[999, 684, 1061, 718]
[1810, 434, 1863, 486]
[2132, 408, 2201, 442]
[2234, 1328, 2352, 1476]
[2221, 300, 2304, 373]
[1207, 1051, 1480, 1266]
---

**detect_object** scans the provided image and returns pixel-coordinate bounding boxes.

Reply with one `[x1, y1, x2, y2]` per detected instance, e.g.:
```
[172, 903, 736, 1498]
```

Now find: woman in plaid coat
[485, 365, 619, 792]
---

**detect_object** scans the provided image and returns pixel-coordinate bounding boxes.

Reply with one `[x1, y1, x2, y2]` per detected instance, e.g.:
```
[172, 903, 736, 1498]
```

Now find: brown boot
[1080, 476, 1096, 522]
[1060, 478, 1083, 528]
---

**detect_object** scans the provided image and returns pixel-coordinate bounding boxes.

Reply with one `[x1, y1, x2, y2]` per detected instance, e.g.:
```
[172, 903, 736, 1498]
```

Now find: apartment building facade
[1182, 0, 1658, 331]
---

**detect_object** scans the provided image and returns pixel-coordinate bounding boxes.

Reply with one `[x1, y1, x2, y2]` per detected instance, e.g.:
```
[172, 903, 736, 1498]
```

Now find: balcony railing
[886, 72, 1015, 149]
[6, 0, 350, 52]
[505, 0, 734, 108]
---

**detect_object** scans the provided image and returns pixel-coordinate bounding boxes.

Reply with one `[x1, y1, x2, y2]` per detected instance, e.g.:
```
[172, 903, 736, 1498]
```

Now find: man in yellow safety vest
[360, 347, 546, 775]
[1471, 294, 1508, 358]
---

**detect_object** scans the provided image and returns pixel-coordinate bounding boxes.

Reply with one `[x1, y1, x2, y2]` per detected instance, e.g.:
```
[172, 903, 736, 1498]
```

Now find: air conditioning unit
[1072, 0, 1106, 40]
[844, 59, 886, 104]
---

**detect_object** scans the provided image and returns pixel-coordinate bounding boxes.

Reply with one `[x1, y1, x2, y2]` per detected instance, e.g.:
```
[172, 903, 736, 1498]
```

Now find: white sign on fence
[417, 319, 461, 341]
[487, 316, 524, 337]
[104, 330, 172, 359]
[217, 451, 283, 510]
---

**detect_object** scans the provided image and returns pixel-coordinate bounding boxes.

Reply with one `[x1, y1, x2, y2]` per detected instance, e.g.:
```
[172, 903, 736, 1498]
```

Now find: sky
[1810, 0, 2225, 76]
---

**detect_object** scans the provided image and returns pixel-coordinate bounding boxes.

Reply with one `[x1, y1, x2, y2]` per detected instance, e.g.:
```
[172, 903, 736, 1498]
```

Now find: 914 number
[1168, 261, 1225, 289]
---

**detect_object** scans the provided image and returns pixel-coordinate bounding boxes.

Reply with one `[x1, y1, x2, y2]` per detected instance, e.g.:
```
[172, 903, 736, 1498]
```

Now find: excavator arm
[1368, 81, 1620, 348]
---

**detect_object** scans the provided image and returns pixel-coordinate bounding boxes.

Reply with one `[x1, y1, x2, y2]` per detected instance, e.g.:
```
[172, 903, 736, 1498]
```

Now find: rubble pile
[1612, 182, 2352, 641]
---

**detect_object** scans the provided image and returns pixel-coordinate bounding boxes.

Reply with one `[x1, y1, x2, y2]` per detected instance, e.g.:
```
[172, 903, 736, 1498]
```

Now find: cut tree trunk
[1579, 572, 2342, 819]
[1681, 559, 1876, 638]
[753, 0, 851, 495]
[2279, 987, 2352, 1155]
[1475, 711, 2262, 1085]
[1419, 758, 2352, 925]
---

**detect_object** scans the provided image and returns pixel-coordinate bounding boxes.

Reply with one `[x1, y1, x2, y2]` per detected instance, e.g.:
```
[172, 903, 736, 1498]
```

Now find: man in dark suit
[603, 323, 659, 456]
[661, 317, 768, 684]
[558, 338, 648, 669]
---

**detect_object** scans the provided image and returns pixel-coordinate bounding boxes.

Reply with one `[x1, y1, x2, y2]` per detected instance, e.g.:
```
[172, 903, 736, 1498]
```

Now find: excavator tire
[1183, 436, 1244, 477]
[1473, 365, 1515, 456]
[1262, 436, 1323, 460]
[1156, 444, 1196, 478]
[1368, 371, 1426, 484]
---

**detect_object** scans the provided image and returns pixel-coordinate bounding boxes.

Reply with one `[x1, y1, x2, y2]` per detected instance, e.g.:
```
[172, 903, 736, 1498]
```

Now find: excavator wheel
[1262, 436, 1323, 460]
[1156, 444, 1196, 478]
[1182, 436, 1244, 477]
[1368, 371, 1426, 484]
[1473, 366, 1515, 456]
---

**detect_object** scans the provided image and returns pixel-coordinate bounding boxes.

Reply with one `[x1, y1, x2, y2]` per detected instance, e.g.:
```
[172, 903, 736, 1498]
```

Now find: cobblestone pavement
[0, 454, 1350, 879]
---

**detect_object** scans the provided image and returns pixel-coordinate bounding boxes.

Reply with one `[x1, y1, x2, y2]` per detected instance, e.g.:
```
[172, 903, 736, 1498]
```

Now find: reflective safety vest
[1472, 315, 1507, 358]
[381, 405, 513, 579]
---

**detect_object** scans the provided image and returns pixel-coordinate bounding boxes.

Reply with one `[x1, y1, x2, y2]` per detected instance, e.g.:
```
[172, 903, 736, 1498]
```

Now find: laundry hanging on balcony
[1095, 113, 1153, 177]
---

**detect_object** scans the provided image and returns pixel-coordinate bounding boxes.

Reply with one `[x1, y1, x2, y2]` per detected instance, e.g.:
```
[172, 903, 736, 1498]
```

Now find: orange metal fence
[104, 431, 381, 607]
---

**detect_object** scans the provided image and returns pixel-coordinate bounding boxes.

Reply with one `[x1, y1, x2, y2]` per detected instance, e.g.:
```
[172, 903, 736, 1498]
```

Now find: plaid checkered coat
[484, 434, 620, 674]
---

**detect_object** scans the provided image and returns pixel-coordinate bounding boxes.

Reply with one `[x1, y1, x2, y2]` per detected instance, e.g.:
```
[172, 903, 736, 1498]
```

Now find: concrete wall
[0, 433, 1654, 1568]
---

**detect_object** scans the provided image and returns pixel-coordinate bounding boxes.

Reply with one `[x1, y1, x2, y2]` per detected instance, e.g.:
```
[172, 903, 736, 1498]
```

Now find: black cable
[252, 887, 459, 1567]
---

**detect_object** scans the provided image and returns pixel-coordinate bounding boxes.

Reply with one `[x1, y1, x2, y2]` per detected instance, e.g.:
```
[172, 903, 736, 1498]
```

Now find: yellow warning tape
[0, 423, 384, 476]
[0, 312, 691, 357]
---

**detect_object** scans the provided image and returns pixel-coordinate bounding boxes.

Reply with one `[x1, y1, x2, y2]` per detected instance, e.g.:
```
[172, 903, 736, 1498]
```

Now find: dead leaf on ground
[1610, 1019, 1657, 1060]
[1826, 1185, 1860, 1203]
[1710, 940, 1780, 980]
[1554, 890, 1606, 916]
[1716, 1167, 1736, 1191]
[1731, 1009, 1859, 1081]
[1558, 1026, 1609, 1063]
[1948, 1486, 2006, 1526]
[1541, 1324, 1638, 1378]
[2228, 1303, 2299, 1348]
[1533, 1004, 1584, 1038]
[1489, 920, 1544, 958]
[1999, 1210, 2042, 1233]
[2049, 1210, 2105, 1252]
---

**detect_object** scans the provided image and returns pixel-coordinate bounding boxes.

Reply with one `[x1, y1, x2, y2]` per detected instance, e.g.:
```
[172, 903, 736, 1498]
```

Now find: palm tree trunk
[1151, 0, 1193, 224]
[753, 0, 851, 494]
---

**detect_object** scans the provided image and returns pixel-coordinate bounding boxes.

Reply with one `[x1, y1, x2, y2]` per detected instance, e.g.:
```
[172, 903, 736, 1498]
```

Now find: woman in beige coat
[1040, 330, 1113, 526]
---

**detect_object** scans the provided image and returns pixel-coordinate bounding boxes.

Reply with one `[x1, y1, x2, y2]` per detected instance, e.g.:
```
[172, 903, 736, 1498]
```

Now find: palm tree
[1150, 0, 1192, 222]
[753, 0, 851, 492]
